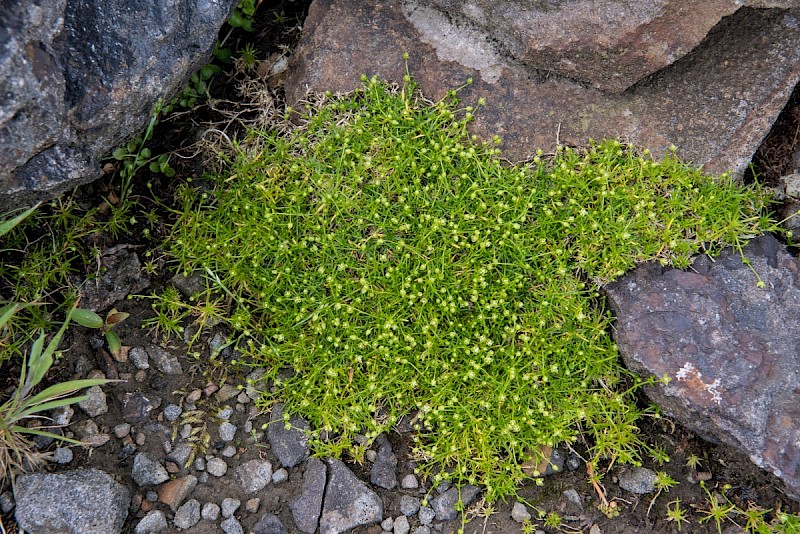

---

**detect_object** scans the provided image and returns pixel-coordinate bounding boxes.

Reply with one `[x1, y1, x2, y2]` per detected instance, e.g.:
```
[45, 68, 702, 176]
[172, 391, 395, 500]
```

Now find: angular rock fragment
[605, 234, 800, 498]
[290, 458, 327, 534]
[320, 459, 383, 534]
[267, 402, 310, 468]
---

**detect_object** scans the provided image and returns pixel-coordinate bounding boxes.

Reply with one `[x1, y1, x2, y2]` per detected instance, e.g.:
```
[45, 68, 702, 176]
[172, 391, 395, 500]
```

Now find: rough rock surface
[0, 0, 237, 210]
[414, 0, 798, 93]
[267, 402, 311, 468]
[320, 459, 383, 534]
[290, 458, 327, 533]
[605, 234, 800, 498]
[285, 0, 800, 177]
[14, 468, 129, 534]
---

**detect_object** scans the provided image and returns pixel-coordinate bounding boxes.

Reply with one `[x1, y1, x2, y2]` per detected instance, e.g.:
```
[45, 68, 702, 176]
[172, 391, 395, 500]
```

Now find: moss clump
[165, 74, 776, 500]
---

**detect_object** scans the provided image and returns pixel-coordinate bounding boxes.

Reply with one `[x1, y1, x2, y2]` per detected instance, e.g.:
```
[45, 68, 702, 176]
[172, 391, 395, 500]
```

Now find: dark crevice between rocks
[746, 80, 800, 186]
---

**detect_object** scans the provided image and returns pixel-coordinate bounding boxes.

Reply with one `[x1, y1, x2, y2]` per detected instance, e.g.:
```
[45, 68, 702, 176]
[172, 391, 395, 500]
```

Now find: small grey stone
[567, 452, 581, 471]
[267, 403, 310, 468]
[219, 422, 237, 442]
[221, 497, 241, 518]
[365, 450, 377, 463]
[222, 445, 237, 457]
[163, 404, 182, 422]
[370, 435, 398, 490]
[180, 423, 192, 439]
[412, 528, 431, 534]
[290, 458, 326, 533]
[136, 510, 168, 534]
[217, 406, 235, 420]
[113, 423, 131, 438]
[166, 443, 193, 468]
[381, 517, 394, 531]
[206, 457, 228, 477]
[271, 468, 289, 484]
[132, 453, 169, 486]
[254, 513, 288, 534]
[54, 447, 73, 464]
[393, 516, 410, 534]
[0, 491, 13, 513]
[319, 459, 383, 534]
[50, 405, 74, 426]
[234, 459, 272, 493]
[174, 499, 201, 530]
[399, 495, 420, 516]
[121, 392, 162, 423]
[244, 420, 253, 433]
[563, 488, 582, 509]
[146, 491, 158, 502]
[78, 385, 108, 417]
[201, 502, 220, 521]
[401, 474, 419, 489]
[221, 517, 245, 534]
[194, 458, 206, 471]
[129, 347, 150, 369]
[418, 506, 435, 525]
[618, 467, 657, 494]
[15, 469, 130, 534]
[511, 501, 531, 523]
[430, 485, 480, 521]
[148, 345, 182, 375]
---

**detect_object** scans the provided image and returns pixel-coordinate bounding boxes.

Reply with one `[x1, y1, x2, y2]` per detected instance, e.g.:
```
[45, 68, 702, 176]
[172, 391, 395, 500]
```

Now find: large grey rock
[415, 0, 800, 93]
[14, 469, 129, 534]
[319, 459, 383, 534]
[0, 0, 237, 210]
[430, 484, 480, 521]
[267, 402, 310, 468]
[286, 0, 800, 178]
[370, 434, 398, 489]
[290, 458, 327, 534]
[605, 234, 800, 499]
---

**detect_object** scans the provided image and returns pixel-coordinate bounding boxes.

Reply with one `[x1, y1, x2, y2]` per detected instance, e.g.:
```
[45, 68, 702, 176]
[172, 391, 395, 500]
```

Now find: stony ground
[2, 3, 800, 533]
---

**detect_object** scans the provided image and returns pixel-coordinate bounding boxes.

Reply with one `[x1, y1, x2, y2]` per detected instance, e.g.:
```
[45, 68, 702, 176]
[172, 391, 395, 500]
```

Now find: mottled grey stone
[319, 459, 383, 534]
[148, 345, 182, 375]
[617, 467, 658, 494]
[399, 495, 420, 516]
[370, 434, 398, 489]
[511, 501, 531, 523]
[202, 502, 221, 521]
[120, 392, 162, 423]
[430, 484, 480, 521]
[78, 385, 108, 416]
[221, 516, 245, 534]
[267, 403, 310, 468]
[234, 459, 272, 493]
[136, 510, 168, 534]
[173, 499, 201, 530]
[290, 458, 327, 534]
[221, 497, 241, 518]
[129, 347, 150, 369]
[254, 513, 288, 534]
[394, 515, 410, 534]
[15, 469, 129, 534]
[219, 421, 237, 442]
[206, 457, 228, 477]
[54, 447, 73, 464]
[132, 452, 169, 486]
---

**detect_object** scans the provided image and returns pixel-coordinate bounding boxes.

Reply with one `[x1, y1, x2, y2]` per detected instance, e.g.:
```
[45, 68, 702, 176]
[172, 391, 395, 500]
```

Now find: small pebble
[221, 497, 240, 518]
[219, 421, 236, 442]
[381, 517, 394, 531]
[366, 450, 377, 463]
[221, 517, 244, 534]
[54, 447, 73, 464]
[511, 501, 531, 523]
[218, 407, 234, 420]
[146, 491, 158, 502]
[201, 502, 220, 521]
[245, 497, 260, 513]
[394, 516, 410, 534]
[129, 347, 150, 369]
[163, 404, 182, 422]
[180, 424, 192, 440]
[399, 495, 420, 516]
[222, 445, 237, 457]
[194, 458, 206, 471]
[134, 370, 147, 382]
[206, 457, 228, 477]
[0, 491, 14, 514]
[418, 506, 435, 525]
[198, 472, 209, 484]
[237, 391, 250, 404]
[401, 474, 419, 489]
[187, 389, 202, 403]
[563, 488, 583, 509]
[135, 432, 146, 446]
[412, 527, 431, 534]
[244, 420, 253, 433]
[271, 468, 288, 484]
[113, 423, 131, 438]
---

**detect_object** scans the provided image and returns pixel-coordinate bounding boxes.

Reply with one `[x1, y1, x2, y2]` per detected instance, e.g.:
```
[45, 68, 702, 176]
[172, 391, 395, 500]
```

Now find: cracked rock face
[605, 234, 800, 499]
[286, 0, 800, 178]
[0, 0, 237, 210]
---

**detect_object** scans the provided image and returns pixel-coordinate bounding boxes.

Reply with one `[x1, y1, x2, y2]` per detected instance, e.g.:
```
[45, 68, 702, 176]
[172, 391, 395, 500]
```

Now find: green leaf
[16, 396, 90, 420]
[112, 147, 127, 160]
[140, 148, 152, 159]
[200, 64, 216, 81]
[0, 303, 21, 329]
[11, 425, 84, 445]
[106, 331, 122, 358]
[242, 18, 254, 32]
[25, 331, 47, 387]
[164, 167, 177, 178]
[105, 310, 130, 327]
[0, 203, 40, 238]
[213, 47, 232, 63]
[71, 308, 103, 329]
[23, 378, 111, 408]
[149, 162, 161, 173]
[127, 141, 137, 152]
[228, 10, 243, 27]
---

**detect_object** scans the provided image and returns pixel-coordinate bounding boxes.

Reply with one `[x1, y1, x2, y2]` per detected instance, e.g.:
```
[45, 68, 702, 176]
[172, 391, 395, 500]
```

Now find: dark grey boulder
[254, 513, 288, 534]
[319, 459, 383, 534]
[0, 0, 237, 210]
[290, 458, 327, 534]
[267, 402, 311, 468]
[370, 434, 398, 489]
[286, 0, 800, 178]
[605, 234, 800, 499]
[15, 468, 129, 534]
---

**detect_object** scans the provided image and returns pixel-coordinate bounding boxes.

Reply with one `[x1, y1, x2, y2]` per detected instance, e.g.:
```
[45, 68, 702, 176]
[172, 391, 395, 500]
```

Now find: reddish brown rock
[605, 235, 800, 499]
[157, 475, 197, 512]
[285, 0, 800, 177]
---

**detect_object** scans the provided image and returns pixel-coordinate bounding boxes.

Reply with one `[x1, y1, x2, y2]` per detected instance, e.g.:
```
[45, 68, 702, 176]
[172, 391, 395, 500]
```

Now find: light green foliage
[166, 74, 777, 500]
